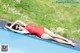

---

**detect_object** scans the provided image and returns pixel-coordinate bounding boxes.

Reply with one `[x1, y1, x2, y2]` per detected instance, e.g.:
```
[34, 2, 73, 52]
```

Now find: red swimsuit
[25, 24, 45, 38]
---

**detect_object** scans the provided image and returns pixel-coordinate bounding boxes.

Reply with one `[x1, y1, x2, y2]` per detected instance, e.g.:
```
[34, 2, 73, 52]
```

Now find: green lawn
[0, 0, 80, 40]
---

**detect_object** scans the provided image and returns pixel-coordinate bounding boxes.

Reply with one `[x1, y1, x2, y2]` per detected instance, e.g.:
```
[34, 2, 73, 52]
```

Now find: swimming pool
[0, 29, 80, 53]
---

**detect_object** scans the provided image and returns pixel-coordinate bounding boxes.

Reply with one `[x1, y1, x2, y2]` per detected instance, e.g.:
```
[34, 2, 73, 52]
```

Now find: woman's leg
[44, 28, 71, 42]
[41, 33, 74, 45]
[53, 38, 75, 46]
[44, 28, 75, 46]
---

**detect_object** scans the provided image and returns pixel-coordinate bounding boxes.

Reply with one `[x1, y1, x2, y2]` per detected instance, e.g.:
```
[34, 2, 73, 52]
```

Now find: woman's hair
[7, 23, 25, 30]
[6, 23, 12, 27]
[7, 23, 20, 30]
[12, 24, 20, 30]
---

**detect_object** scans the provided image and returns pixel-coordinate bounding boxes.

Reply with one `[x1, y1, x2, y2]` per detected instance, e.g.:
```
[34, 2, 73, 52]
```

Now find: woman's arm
[10, 20, 20, 28]
[11, 29, 29, 34]
[16, 20, 26, 26]
[6, 25, 29, 34]
[9, 27, 29, 34]
[10, 20, 26, 28]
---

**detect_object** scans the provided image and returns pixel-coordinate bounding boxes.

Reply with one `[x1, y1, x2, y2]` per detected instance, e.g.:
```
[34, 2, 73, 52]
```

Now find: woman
[5, 20, 76, 46]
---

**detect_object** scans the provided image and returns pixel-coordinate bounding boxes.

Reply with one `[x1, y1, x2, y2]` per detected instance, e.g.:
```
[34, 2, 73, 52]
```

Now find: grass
[0, 0, 80, 40]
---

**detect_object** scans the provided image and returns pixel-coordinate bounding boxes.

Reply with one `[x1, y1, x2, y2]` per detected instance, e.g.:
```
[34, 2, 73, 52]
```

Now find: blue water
[0, 29, 80, 53]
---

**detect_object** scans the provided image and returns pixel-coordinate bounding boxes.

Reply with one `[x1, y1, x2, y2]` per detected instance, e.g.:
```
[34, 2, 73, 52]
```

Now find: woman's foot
[70, 43, 76, 47]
